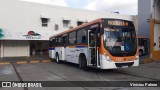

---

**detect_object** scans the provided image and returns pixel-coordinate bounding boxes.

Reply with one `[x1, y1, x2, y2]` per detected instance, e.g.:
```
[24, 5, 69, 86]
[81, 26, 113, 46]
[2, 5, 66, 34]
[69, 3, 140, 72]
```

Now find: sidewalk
[0, 55, 50, 63]
[139, 55, 150, 64]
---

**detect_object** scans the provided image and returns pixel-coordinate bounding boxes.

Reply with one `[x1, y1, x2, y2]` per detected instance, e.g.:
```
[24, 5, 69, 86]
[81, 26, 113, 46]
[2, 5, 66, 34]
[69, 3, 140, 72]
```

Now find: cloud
[21, 0, 68, 7]
[21, 0, 137, 15]
[84, 0, 138, 15]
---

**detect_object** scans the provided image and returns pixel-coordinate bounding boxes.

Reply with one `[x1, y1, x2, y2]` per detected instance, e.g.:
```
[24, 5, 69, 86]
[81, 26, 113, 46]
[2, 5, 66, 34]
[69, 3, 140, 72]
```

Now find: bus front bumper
[100, 56, 139, 69]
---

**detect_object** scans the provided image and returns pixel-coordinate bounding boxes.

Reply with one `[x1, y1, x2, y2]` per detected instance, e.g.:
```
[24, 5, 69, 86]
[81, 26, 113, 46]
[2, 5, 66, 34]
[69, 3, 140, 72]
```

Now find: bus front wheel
[79, 54, 87, 70]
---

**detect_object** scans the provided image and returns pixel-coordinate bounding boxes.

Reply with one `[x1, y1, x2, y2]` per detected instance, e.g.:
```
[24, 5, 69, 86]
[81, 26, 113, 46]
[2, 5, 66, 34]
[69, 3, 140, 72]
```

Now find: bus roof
[50, 18, 102, 38]
[50, 18, 133, 39]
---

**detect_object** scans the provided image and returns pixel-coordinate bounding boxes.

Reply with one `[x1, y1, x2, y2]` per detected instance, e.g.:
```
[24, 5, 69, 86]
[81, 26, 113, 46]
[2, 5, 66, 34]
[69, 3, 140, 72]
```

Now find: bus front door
[88, 28, 100, 67]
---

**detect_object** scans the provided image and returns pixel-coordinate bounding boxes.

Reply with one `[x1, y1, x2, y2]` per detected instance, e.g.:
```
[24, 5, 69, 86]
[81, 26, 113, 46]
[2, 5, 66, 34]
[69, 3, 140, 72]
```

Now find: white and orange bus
[49, 18, 139, 70]
[137, 36, 149, 56]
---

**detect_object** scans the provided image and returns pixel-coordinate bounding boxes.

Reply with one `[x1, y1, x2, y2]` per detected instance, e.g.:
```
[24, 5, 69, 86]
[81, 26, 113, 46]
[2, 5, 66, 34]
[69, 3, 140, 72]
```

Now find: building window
[63, 20, 70, 28]
[41, 17, 49, 27]
[55, 24, 59, 30]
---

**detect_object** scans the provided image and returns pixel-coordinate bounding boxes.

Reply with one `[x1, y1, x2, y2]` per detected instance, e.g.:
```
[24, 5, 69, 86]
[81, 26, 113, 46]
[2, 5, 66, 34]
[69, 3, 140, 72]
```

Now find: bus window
[52, 38, 56, 46]
[56, 36, 63, 46]
[49, 39, 53, 47]
[62, 35, 67, 46]
[77, 29, 87, 44]
[49, 38, 56, 47]
[68, 31, 76, 45]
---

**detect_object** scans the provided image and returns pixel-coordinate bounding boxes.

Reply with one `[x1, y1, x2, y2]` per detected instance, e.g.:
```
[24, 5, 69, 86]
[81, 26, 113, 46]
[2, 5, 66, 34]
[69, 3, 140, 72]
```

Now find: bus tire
[56, 53, 60, 63]
[79, 54, 88, 70]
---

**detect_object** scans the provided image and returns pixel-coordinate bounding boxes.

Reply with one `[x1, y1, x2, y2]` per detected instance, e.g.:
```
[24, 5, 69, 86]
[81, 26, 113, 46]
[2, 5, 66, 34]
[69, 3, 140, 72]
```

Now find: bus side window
[52, 39, 55, 46]
[69, 31, 76, 45]
[49, 39, 52, 47]
[57, 36, 63, 46]
[82, 36, 87, 43]
[55, 37, 57, 46]
[63, 36, 67, 46]
[77, 29, 87, 44]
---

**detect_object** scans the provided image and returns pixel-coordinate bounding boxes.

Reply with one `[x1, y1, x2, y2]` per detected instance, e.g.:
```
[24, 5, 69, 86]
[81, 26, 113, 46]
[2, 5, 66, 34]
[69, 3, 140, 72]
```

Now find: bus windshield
[103, 26, 137, 56]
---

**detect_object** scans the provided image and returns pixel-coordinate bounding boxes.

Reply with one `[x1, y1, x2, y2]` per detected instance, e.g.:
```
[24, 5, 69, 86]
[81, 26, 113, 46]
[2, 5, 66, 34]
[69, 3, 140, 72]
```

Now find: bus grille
[115, 62, 134, 67]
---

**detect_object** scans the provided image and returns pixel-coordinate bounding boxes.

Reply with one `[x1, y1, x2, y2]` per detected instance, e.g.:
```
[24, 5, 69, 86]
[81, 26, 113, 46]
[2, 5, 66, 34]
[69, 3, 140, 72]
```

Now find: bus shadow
[56, 61, 116, 73]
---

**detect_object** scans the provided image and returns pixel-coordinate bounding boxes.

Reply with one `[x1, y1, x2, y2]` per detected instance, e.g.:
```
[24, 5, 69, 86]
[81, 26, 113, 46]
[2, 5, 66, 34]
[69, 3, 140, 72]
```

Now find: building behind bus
[0, 0, 136, 58]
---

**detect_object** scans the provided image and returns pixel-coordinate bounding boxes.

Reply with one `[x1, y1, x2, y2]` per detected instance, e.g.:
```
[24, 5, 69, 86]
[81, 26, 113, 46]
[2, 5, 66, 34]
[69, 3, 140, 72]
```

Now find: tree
[0, 28, 4, 38]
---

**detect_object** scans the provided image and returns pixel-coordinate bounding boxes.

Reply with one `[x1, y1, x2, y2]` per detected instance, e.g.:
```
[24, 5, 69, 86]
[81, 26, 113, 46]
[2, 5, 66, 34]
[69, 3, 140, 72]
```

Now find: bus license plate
[122, 66, 128, 68]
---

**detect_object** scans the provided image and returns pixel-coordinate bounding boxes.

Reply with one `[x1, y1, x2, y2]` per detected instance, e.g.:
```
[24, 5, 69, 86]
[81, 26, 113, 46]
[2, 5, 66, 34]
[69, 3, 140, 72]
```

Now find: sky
[21, 0, 138, 15]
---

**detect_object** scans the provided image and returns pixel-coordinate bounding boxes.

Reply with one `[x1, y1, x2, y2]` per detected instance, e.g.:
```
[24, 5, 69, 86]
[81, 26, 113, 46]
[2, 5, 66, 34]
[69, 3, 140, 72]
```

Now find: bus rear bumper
[100, 58, 139, 69]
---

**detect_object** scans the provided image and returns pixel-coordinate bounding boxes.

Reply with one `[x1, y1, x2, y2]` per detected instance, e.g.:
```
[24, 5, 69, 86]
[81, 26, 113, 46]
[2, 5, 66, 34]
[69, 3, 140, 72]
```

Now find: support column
[150, 19, 160, 60]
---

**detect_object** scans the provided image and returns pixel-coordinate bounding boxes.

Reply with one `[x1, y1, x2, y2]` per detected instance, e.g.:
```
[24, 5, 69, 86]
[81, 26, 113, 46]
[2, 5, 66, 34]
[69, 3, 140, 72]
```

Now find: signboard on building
[0, 29, 52, 40]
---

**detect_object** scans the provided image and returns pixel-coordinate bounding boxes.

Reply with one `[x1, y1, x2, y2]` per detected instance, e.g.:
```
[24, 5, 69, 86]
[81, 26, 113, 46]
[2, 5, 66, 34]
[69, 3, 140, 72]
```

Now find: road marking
[143, 58, 153, 64]
[30, 60, 40, 64]
[42, 60, 51, 63]
[16, 61, 28, 64]
[0, 60, 52, 65]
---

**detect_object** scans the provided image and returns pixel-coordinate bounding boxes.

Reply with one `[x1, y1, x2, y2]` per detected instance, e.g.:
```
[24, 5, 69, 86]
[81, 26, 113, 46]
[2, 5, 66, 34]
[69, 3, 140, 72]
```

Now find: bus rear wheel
[79, 54, 88, 70]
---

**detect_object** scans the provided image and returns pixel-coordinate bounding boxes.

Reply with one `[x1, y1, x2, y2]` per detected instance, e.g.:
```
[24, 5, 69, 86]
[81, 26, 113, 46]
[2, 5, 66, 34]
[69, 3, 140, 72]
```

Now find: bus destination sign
[108, 20, 128, 26]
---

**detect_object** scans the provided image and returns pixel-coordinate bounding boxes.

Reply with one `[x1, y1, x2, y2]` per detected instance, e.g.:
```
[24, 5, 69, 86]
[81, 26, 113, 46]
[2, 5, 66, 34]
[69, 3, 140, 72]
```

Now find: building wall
[138, 0, 152, 38]
[1, 40, 29, 57]
[153, 0, 160, 20]
[153, 0, 160, 51]
[0, 0, 135, 57]
[138, 0, 160, 38]
[139, 0, 160, 60]
[0, 0, 135, 40]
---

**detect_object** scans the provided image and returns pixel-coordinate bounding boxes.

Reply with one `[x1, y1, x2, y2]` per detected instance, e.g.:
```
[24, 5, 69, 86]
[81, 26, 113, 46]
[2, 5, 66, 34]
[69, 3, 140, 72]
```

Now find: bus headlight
[104, 54, 112, 62]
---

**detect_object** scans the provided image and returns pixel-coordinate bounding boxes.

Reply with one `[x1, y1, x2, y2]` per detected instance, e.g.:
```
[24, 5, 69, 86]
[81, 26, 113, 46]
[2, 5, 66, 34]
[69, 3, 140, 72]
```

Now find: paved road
[0, 61, 160, 90]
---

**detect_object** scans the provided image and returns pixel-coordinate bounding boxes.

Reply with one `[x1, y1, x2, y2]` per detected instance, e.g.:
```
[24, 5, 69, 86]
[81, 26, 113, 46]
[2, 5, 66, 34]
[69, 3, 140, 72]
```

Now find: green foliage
[0, 28, 4, 38]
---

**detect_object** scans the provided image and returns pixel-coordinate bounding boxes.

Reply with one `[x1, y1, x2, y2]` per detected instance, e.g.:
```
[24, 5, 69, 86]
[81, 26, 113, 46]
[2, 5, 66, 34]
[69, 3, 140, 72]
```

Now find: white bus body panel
[53, 47, 139, 69]
[65, 47, 88, 64]
[55, 47, 64, 61]
[49, 48, 55, 59]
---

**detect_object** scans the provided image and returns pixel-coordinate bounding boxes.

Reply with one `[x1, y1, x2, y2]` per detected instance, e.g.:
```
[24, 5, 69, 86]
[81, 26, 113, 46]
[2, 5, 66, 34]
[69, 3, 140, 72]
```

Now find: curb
[143, 58, 153, 64]
[0, 60, 51, 65]
[0, 62, 11, 65]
